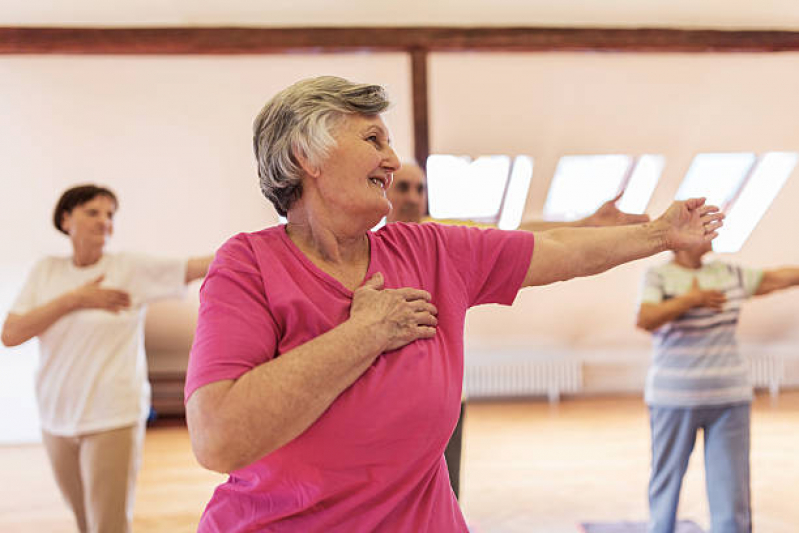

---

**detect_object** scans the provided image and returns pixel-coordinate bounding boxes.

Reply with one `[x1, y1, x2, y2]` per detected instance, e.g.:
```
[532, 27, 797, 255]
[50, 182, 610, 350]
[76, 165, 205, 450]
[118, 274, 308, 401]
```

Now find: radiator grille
[464, 360, 583, 402]
[747, 354, 784, 397]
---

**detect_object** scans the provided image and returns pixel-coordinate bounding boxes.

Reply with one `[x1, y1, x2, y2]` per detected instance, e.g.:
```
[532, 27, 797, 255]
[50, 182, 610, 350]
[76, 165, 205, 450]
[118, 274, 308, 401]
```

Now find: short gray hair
[253, 76, 390, 216]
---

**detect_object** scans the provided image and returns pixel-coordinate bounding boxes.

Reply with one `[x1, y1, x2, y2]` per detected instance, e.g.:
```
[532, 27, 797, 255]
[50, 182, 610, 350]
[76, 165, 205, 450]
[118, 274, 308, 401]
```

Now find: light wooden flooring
[1, 392, 797, 532]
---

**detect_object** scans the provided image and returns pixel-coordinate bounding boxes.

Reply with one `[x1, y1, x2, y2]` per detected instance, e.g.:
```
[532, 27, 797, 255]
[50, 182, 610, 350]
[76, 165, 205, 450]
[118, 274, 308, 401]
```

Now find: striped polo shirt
[639, 260, 763, 407]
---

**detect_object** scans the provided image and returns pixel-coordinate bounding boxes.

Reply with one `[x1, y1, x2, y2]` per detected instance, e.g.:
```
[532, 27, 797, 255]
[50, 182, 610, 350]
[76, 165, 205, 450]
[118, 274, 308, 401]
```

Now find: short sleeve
[124, 253, 187, 304]
[9, 259, 47, 315]
[184, 235, 280, 401]
[426, 224, 535, 308]
[639, 268, 665, 305]
[737, 265, 764, 298]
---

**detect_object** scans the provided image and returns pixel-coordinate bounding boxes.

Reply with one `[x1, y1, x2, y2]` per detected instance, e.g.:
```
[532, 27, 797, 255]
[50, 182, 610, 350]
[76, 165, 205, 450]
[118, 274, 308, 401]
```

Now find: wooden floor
[1, 392, 797, 532]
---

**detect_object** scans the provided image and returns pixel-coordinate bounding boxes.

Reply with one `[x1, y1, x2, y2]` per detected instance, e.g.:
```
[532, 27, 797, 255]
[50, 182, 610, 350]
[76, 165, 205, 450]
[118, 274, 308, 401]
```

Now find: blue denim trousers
[648, 403, 751, 533]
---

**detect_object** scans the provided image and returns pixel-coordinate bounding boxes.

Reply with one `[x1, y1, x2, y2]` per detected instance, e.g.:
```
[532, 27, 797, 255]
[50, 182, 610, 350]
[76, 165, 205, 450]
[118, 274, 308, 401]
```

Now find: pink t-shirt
[185, 222, 534, 532]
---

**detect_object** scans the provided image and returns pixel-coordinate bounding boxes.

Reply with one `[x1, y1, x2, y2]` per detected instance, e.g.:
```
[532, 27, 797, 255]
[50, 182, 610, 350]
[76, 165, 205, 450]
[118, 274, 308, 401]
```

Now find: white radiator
[747, 354, 784, 398]
[464, 360, 583, 402]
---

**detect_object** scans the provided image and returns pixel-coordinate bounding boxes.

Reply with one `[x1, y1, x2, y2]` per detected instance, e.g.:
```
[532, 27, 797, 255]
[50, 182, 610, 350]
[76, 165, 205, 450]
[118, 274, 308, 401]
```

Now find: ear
[293, 145, 322, 180]
[61, 211, 73, 234]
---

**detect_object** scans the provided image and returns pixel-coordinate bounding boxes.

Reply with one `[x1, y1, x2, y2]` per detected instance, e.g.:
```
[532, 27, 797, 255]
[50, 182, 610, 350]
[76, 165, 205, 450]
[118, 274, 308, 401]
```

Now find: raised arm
[518, 191, 650, 232]
[637, 278, 727, 332]
[186, 273, 438, 473]
[185, 255, 214, 283]
[754, 267, 799, 296]
[1, 275, 131, 347]
[523, 198, 723, 287]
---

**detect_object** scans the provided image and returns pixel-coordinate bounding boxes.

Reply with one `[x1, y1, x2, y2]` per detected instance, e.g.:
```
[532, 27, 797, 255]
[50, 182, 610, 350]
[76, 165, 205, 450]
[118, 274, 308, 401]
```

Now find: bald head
[387, 162, 427, 224]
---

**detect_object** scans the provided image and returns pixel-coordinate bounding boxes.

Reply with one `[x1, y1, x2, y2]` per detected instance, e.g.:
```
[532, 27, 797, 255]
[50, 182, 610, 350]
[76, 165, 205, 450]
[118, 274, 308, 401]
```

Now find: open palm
[657, 198, 724, 250]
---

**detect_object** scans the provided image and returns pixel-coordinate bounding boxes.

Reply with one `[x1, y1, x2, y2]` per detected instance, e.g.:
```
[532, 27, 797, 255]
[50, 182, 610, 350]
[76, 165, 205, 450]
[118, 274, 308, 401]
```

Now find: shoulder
[212, 226, 286, 273]
[30, 256, 67, 276]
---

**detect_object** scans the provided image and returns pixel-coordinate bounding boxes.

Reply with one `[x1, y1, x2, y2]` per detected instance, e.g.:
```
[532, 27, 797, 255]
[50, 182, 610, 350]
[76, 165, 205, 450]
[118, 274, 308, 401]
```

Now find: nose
[383, 145, 400, 173]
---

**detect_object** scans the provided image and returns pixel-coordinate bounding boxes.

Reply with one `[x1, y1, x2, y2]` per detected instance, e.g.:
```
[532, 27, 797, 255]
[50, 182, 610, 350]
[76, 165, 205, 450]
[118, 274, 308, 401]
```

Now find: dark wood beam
[3, 26, 799, 55]
[410, 49, 429, 170]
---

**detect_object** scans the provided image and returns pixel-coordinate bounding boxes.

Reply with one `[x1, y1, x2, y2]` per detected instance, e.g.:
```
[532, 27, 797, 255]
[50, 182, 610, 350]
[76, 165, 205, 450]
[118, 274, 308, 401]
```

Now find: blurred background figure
[1, 185, 212, 533]
[637, 240, 799, 533]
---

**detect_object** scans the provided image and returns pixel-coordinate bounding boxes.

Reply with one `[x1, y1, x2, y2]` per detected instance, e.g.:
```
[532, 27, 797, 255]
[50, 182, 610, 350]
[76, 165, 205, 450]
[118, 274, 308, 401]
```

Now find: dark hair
[53, 185, 119, 235]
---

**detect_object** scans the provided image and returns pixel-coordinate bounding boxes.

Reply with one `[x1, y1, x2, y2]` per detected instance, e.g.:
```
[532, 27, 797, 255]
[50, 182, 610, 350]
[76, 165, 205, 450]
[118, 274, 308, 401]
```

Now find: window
[426, 154, 533, 227]
[675, 152, 756, 210]
[711, 152, 798, 252]
[543, 154, 663, 221]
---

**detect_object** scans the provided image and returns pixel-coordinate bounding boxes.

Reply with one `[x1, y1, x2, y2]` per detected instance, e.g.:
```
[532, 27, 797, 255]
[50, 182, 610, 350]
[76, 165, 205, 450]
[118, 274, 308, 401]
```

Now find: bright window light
[427, 155, 511, 220]
[498, 156, 534, 230]
[713, 152, 798, 253]
[543, 155, 631, 221]
[675, 153, 756, 209]
[617, 155, 664, 215]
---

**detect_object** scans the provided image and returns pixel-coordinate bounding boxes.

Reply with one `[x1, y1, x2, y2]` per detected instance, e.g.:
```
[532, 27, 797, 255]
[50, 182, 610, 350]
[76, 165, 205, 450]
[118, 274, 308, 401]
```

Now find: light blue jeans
[648, 403, 751, 533]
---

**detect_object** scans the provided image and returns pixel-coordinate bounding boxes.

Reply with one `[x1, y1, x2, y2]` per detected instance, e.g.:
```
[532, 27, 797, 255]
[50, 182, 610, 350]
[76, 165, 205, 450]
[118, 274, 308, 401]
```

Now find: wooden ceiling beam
[3, 26, 799, 55]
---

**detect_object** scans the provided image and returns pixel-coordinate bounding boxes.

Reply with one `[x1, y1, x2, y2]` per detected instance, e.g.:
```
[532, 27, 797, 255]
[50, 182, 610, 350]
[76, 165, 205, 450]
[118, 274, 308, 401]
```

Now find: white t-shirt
[10, 253, 187, 436]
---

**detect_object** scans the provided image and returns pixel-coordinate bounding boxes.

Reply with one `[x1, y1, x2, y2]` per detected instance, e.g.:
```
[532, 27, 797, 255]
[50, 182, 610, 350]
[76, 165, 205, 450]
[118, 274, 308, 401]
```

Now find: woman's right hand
[72, 275, 132, 312]
[350, 272, 438, 352]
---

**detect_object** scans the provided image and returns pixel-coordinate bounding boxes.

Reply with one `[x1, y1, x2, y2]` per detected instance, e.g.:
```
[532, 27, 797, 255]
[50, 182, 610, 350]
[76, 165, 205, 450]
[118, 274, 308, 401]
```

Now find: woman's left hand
[654, 198, 725, 250]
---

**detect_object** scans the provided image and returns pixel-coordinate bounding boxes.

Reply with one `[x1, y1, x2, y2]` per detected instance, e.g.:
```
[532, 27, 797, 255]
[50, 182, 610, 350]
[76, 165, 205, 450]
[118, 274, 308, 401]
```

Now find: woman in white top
[1, 184, 212, 533]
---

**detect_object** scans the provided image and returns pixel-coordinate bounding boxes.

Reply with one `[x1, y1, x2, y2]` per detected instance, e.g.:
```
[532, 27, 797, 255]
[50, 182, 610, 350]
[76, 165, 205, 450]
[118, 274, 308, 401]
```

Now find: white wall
[432, 52, 799, 389]
[0, 54, 413, 443]
[2, 49, 799, 441]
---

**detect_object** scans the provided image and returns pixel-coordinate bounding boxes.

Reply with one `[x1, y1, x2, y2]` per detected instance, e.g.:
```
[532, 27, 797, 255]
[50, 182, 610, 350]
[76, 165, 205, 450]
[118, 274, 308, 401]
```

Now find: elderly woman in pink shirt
[184, 76, 724, 532]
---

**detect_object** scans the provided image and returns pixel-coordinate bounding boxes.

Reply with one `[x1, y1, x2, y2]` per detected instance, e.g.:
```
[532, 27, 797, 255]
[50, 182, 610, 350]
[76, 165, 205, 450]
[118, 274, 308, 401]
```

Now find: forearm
[637, 297, 696, 332]
[185, 255, 214, 283]
[187, 318, 385, 472]
[1, 292, 81, 347]
[518, 219, 584, 232]
[756, 267, 799, 296]
[526, 221, 669, 286]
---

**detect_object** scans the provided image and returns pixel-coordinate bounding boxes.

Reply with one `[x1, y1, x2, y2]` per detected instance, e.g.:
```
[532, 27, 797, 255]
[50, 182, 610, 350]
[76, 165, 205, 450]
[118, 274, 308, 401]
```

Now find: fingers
[413, 326, 437, 340]
[683, 197, 707, 210]
[394, 287, 432, 302]
[360, 272, 385, 291]
[697, 204, 720, 216]
[414, 310, 438, 327]
[609, 190, 624, 204]
[703, 219, 724, 235]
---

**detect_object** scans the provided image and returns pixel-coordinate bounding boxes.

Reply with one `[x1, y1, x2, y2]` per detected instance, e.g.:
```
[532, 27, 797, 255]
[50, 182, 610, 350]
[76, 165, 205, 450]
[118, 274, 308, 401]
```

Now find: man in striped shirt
[637, 240, 799, 533]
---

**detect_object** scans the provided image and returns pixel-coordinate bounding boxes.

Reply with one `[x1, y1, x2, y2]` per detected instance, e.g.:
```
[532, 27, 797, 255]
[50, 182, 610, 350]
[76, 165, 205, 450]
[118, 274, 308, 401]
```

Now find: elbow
[635, 317, 656, 333]
[187, 413, 270, 473]
[189, 424, 243, 473]
[1, 325, 23, 347]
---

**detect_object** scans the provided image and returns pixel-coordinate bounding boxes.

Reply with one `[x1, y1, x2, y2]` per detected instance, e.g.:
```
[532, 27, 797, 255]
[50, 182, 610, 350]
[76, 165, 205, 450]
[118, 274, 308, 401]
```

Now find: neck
[72, 243, 104, 267]
[673, 251, 704, 270]
[285, 202, 370, 267]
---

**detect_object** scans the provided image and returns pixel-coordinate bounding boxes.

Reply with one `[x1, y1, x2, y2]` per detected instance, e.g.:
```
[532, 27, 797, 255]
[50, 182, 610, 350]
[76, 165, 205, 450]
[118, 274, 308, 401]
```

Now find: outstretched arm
[518, 191, 650, 232]
[754, 267, 799, 296]
[523, 198, 723, 287]
[185, 255, 214, 283]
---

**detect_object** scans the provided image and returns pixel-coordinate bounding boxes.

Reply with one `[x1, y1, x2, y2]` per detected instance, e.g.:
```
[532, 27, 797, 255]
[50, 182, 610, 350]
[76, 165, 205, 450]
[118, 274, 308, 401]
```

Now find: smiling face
[61, 194, 116, 251]
[310, 113, 400, 229]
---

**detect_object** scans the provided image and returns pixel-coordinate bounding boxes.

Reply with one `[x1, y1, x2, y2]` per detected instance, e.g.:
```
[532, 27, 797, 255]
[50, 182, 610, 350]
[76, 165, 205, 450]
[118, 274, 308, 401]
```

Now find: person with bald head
[385, 160, 651, 499]
[386, 163, 428, 224]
